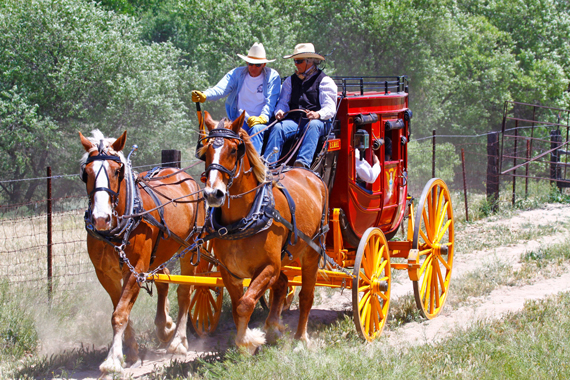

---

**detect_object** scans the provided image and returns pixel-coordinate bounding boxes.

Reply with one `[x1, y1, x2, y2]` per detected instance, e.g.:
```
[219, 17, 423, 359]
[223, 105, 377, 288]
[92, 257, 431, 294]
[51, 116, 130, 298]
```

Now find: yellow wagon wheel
[411, 178, 454, 319]
[352, 227, 391, 341]
[188, 254, 224, 337]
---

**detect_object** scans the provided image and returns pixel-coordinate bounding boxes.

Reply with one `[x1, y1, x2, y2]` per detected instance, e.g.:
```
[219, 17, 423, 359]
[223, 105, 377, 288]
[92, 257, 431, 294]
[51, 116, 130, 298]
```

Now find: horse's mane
[79, 130, 127, 173]
[198, 124, 267, 184]
[238, 129, 267, 184]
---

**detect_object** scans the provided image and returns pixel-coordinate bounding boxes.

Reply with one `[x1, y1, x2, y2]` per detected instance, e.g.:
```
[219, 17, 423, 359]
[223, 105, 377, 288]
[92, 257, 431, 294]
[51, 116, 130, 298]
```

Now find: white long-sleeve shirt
[355, 151, 381, 183]
[274, 71, 338, 120]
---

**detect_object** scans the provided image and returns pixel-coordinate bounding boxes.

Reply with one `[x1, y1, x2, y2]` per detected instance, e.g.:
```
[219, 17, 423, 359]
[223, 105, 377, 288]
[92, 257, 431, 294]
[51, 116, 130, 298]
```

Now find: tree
[0, 0, 206, 202]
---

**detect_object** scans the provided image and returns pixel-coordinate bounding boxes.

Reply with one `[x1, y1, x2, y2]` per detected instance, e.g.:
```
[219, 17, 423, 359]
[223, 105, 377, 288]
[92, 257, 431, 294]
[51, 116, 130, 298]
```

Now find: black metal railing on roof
[331, 76, 409, 96]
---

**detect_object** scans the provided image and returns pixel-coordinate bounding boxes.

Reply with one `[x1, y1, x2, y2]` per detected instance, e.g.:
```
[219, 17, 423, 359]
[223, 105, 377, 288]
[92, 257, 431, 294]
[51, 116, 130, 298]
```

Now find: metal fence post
[47, 167, 53, 303]
[432, 129, 436, 178]
[487, 132, 499, 211]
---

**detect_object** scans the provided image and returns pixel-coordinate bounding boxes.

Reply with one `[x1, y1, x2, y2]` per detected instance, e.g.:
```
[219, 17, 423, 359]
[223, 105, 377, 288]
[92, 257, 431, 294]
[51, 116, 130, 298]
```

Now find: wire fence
[2, 107, 568, 301]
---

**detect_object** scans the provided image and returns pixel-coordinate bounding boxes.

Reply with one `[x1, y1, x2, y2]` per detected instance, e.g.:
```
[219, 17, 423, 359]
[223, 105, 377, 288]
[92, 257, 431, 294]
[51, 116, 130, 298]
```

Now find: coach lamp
[354, 129, 370, 160]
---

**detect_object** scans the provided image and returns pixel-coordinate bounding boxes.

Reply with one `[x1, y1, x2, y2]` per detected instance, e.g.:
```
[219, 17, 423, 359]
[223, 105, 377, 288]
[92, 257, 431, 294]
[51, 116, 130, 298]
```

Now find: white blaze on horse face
[91, 160, 114, 230]
[204, 140, 228, 207]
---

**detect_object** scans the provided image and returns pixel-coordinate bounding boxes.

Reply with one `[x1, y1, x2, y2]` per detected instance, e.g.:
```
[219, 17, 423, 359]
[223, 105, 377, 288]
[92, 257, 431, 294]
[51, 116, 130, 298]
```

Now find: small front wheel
[188, 254, 223, 337]
[352, 227, 391, 341]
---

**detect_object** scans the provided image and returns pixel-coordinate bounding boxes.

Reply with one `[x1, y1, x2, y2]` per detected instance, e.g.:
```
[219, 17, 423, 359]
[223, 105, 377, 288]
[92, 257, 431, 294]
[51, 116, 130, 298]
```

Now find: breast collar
[205, 182, 274, 240]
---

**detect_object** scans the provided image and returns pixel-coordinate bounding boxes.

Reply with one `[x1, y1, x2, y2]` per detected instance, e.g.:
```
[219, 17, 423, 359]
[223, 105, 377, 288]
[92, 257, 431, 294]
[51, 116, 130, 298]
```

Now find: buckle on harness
[218, 227, 228, 236]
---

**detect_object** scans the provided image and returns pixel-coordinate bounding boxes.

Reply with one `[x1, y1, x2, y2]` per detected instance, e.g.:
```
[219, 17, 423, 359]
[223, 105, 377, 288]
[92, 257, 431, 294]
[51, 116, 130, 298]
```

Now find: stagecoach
[151, 75, 455, 341]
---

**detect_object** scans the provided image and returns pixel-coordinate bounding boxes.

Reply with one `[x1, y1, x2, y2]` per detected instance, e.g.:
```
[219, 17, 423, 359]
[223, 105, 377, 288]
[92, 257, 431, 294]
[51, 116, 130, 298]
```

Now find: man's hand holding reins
[192, 90, 207, 103]
[306, 110, 320, 120]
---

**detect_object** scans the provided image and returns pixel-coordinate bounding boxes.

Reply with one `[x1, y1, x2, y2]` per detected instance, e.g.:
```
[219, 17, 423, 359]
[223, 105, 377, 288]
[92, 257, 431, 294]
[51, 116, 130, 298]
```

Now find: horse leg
[221, 268, 270, 354]
[295, 252, 320, 342]
[155, 268, 176, 345]
[99, 272, 141, 374]
[264, 271, 288, 343]
[166, 255, 195, 355]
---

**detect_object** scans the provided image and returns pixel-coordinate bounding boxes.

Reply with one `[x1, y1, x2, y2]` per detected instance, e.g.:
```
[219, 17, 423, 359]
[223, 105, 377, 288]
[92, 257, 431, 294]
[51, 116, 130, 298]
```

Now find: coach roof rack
[331, 75, 409, 97]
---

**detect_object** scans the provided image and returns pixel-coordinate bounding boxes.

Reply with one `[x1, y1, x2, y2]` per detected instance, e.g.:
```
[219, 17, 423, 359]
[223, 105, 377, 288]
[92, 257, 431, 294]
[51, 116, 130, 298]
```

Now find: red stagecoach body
[324, 77, 410, 248]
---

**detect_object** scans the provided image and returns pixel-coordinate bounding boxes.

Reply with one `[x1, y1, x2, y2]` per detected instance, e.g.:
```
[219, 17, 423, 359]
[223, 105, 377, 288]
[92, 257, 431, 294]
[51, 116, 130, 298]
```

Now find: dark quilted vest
[287, 70, 326, 122]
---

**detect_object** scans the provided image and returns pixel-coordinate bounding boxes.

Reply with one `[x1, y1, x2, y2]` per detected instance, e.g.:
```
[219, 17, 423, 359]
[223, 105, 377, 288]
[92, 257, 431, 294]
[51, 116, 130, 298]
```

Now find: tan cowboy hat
[283, 43, 325, 60]
[237, 42, 275, 64]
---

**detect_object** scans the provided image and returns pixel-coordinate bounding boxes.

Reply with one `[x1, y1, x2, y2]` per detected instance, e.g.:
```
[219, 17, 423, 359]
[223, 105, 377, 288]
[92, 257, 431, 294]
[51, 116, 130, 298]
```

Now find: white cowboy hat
[283, 43, 325, 60]
[237, 42, 276, 64]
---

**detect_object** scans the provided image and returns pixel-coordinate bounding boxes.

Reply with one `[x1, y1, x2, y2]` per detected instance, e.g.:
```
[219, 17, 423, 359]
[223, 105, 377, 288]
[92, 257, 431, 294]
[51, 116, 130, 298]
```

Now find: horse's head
[79, 130, 127, 232]
[200, 112, 247, 207]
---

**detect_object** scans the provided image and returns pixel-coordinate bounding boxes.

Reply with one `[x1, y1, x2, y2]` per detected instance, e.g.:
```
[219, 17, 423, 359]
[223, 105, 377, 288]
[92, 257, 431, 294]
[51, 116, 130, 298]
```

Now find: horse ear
[111, 130, 127, 152]
[204, 111, 217, 131]
[79, 131, 94, 152]
[231, 111, 245, 133]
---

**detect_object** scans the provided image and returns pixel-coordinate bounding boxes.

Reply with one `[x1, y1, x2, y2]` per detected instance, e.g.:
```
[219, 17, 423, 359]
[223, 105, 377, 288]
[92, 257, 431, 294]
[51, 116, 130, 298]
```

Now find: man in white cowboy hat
[192, 42, 281, 153]
[262, 43, 337, 169]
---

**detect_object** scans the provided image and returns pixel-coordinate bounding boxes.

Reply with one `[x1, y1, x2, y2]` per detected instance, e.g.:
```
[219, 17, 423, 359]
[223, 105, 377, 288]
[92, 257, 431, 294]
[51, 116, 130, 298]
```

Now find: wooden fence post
[512, 125, 518, 206]
[46, 167, 52, 304]
[551, 129, 561, 188]
[461, 148, 469, 222]
[486, 132, 499, 211]
[161, 150, 181, 168]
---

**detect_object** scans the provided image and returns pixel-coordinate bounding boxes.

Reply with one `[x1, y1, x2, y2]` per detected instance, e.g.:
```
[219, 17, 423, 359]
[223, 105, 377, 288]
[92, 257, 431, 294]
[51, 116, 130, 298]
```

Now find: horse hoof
[167, 336, 188, 355]
[264, 323, 285, 344]
[237, 328, 266, 355]
[99, 357, 124, 374]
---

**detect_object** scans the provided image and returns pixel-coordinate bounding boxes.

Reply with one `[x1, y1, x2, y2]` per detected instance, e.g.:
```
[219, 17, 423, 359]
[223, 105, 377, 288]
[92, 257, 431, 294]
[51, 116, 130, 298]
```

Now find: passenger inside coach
[354, 129, 381, 188]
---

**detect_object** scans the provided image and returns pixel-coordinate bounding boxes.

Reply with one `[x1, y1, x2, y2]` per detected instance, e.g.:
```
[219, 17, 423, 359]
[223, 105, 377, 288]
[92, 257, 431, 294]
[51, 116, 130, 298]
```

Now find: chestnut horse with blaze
[200, 112, 328, 353]
[79, 130, 203, 374]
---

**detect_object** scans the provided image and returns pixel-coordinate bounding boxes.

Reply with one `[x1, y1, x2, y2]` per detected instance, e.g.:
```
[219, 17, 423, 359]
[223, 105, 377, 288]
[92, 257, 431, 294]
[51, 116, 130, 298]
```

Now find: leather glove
[192, 90, 207, 103]
[247, 115, 268, 127]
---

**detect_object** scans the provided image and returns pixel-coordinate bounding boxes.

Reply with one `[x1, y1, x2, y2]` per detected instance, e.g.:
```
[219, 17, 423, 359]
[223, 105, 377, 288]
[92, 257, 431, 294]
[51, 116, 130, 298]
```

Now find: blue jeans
[242, 122, 265, 154]
[263, 118, 326, 167]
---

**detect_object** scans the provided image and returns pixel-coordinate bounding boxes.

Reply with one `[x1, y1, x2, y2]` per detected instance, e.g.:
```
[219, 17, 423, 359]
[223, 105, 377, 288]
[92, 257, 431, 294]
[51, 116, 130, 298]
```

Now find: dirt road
[68, 203, 570, 379]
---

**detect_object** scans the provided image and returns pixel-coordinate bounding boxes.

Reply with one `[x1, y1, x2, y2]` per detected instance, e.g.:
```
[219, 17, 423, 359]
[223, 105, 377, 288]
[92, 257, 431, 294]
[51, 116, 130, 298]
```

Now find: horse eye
[115, 169, 121, 176]
[231, 148, 237, 155]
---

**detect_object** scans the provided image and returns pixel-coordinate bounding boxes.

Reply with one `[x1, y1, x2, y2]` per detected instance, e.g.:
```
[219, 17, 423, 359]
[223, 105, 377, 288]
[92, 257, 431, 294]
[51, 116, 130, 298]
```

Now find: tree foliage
[0, 0, 568, 201]
[0, 0, 205, 202]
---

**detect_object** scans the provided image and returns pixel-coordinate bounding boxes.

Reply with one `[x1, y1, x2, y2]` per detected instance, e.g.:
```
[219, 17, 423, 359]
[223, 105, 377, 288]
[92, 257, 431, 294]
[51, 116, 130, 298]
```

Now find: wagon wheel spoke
[436, 253, 452, 271]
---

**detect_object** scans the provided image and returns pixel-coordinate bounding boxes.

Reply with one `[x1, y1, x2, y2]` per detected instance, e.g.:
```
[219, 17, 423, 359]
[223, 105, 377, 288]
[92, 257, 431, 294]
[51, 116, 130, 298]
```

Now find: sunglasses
[294, 59, 305, 64]
[248, 63, 263, 67]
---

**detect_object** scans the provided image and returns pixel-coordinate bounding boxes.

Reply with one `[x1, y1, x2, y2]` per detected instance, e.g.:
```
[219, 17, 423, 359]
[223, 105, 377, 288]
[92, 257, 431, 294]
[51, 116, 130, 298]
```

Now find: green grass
[151, 291, 570, 379]
[4, 186, 570, 378]
[0, 282, 38, 360]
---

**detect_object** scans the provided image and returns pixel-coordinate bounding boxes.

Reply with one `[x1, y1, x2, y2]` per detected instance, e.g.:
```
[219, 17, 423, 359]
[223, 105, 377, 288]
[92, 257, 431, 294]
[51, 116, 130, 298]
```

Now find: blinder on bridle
[81, 140, 125, 203]
[199, 120, 246, 188]
[197, 119, 245, 162]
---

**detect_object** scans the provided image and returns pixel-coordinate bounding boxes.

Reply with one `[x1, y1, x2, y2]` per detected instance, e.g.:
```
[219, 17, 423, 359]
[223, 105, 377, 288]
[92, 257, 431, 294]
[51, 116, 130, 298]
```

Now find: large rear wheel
[411, 178, 454, 319]
[352, 227, 391, 341]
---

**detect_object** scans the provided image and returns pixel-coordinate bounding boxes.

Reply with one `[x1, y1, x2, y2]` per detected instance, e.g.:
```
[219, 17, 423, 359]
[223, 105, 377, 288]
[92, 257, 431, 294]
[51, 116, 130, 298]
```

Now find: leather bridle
[200, 125, 245, 189]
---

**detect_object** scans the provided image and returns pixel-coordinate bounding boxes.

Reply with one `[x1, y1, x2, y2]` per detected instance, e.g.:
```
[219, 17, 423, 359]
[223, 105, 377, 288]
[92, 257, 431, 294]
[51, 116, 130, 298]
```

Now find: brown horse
[200, 112, 328, 353]
[79, 130, 204, 374]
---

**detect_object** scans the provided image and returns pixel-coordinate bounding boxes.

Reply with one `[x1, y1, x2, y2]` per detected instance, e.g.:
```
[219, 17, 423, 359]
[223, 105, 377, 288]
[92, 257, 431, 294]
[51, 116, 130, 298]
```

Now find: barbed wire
[0, 158, 202, 184]
[412, 124, 558, 142]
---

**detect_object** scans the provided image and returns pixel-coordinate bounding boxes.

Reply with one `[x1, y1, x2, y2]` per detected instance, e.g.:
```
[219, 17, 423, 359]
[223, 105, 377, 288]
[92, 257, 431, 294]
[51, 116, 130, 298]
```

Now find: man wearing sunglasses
[262, 43, 337, 169]
[192, 42, 281, 153]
